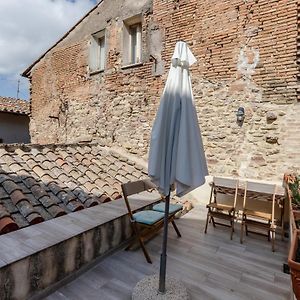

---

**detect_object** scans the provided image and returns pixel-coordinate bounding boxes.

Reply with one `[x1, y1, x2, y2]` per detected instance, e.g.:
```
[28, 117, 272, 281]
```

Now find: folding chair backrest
[246, 181, 276, 195]
[121, 179, 157, 220]
[211, 177, 239, 207]
[122, 180, 154, 197]
[243, 181, 277, 224]
[213, 177, 239, 189]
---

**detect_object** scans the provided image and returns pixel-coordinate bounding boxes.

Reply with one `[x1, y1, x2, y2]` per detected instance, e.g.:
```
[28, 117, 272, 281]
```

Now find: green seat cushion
[133, 210, 164, 225]
[153, 203, 183, 214]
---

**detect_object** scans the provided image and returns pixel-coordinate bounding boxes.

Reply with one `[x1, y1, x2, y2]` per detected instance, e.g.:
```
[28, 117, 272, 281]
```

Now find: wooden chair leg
[271, 229, 275, 252]
[230, 218, 234, 240]
[240, 219, 244, 244]
[211, 216, 216, 228]
[204, 213, 210, 234]
[281, 226, 284, 241]
[137, 235, 152, 263]
[171, 220, 181, 238]
[132, 223, 152, 264]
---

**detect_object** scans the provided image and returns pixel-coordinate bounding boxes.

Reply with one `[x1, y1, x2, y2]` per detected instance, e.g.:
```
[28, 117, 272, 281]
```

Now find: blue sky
[0, 0, 97, 100]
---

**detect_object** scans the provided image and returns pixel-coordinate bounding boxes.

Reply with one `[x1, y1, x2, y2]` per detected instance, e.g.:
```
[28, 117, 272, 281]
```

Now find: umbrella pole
[158, 191, 170, 294]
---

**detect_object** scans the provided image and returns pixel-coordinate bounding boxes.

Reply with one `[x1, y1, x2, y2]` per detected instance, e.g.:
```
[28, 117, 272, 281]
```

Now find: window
[123, 16, 142, 66]
[129, 23, 142, 64]
[89, 30, 106, 73]
[0, 139, 2, 143]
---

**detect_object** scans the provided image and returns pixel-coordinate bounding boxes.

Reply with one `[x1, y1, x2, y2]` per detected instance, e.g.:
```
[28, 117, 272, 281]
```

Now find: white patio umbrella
[148, 41, 208, 294]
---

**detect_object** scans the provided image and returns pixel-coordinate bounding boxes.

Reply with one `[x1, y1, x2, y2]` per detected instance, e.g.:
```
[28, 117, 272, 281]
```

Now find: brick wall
[26, 0, 300, 180]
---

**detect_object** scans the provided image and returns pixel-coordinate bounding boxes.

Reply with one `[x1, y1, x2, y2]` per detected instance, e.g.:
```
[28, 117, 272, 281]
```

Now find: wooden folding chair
[204, 177, 239, 240]
[240, 181, 283, 252]
[121, 179, 182, 264]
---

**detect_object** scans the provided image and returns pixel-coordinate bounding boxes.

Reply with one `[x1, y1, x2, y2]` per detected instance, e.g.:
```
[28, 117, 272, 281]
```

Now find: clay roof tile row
[0, 143, 147, 234]
[0, 97, 30, 115]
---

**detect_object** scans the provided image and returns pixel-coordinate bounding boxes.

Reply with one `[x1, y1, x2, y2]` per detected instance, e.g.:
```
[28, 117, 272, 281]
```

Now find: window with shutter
[123, 15, 142, 67]
[89, 30, 106, 73]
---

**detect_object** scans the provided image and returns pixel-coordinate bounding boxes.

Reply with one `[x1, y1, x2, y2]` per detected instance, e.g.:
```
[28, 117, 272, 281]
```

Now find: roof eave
[21, 0, 104, 78]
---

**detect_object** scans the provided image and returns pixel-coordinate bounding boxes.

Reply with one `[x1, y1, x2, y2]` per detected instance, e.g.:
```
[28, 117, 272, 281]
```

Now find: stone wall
[26, 0, 300, 180]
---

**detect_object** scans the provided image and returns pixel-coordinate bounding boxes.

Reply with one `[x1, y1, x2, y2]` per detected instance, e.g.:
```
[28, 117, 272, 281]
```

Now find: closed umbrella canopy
[148, 41, 208, 294]
[148, 41, 208, 197]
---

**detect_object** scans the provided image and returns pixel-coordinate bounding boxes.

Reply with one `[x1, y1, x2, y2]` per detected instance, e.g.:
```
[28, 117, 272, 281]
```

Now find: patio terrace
[45, 201, 290, 300]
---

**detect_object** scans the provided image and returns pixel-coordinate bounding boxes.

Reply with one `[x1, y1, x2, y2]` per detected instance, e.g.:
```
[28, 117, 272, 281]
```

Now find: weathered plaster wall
[27, 0, 300, 180]
[0, 113, 30, 144]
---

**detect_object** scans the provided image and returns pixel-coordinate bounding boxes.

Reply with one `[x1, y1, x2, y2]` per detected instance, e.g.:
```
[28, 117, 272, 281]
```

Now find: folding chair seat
[204, 176, 239, 240]
[240, 181, 283, 252]
[121, 179, 182, 264]
[152, 202, 183, 214]
[152, 202, 182, 238]
[133, 210, 165, 225]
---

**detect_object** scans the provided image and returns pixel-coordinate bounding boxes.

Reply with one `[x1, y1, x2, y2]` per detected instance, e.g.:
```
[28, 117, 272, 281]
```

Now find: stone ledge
[0, 191, 161, 300]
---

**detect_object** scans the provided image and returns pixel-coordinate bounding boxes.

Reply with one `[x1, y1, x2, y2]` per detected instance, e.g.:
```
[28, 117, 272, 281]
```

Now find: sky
[0, 0, 97, 100]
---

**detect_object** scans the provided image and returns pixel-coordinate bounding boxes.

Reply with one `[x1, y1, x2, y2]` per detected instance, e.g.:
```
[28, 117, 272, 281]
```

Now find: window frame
[129, 23, 142, 65]
[89, 29, 106, 74]
[123, 15, 143, 67]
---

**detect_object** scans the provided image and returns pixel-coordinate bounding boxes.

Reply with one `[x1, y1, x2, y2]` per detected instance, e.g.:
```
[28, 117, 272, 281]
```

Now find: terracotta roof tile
[18, 183, 31, 194]
[0, 143, 147, 234]
[11, 212, 29, 227]
[0, 174, 10, 184]
[99, 194, 111, 203]
[85, 171, 98, 182]
[88, 164, 101, 174]
[16, 200, 44, 224]
[93, 178, 105, 188]
[0, 216, 18, 234]
[25, 194, 41, 206]
[74, 190, 91, 204]
[69, 170, 81, 180]
[47, 205, 66, 218]
[66, 200, 84, 212]
[115, 174, 128, 183]
[26, 212, 44, 225]
[83, 181, 97, 191]
[0, 164, 12, 175]
[34, 205, 52, 220]
[11, 190, 27, 205]
[108, 169, 117, 178]
[0, 203, 10, 219]
[31, 186, 49, 201]
[23, 177, 38, 188]
[113, 193, 122, 200]
[84, 197, 100, 207]
[48, 193, 61, 205]
[0, 187, 7, 199]
[2, 199, 18, 214]
[0, 97, 30, 115]
[2, 179, 21, 195]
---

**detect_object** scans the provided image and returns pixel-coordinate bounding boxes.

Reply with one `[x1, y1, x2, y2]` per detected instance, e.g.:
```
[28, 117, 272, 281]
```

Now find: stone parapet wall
[0, 195, 161, 300]
[27, 0, 300, 180]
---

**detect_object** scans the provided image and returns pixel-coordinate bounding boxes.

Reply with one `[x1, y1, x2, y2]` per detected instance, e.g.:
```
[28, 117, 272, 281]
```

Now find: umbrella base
[132, 274, 188, 300]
